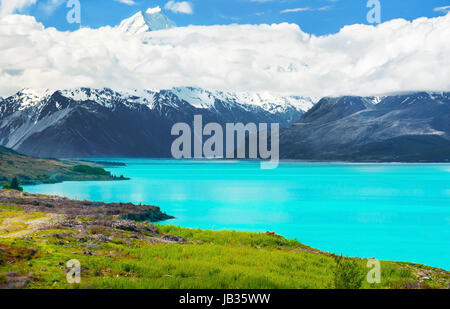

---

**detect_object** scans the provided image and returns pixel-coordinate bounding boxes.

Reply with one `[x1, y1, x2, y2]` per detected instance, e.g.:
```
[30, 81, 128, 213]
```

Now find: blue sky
[17, 0, 450, 35]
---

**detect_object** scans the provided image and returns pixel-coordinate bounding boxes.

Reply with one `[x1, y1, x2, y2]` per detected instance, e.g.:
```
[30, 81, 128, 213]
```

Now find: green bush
[2, 177, 23, 192]
[333, 255, 365, 289]
[10, 177, 23, 192]
[72, 165, 110, 176]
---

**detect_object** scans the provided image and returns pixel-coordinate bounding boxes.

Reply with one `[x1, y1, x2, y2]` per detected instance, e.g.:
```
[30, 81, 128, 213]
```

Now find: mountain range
[279, 92, 450, 162]
[2, 88, 450, 162]
[0, 87, 313, 158]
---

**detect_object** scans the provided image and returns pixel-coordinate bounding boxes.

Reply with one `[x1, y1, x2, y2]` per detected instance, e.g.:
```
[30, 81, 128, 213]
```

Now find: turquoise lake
[24, 160, 450, 270]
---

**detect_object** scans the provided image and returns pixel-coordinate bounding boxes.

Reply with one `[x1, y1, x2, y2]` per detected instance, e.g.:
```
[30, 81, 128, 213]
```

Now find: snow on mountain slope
[2, 87, 313, 115]
[215, 91, 314, 113]
[60, 88, 158, 109]
[0, 88, 155, 113]
[11, 89, 52, 111]
[0, 87, 314, 157]
[117, 6, 176, 35]
[369, 96, 384, 105]
[171, 87, 315, 113]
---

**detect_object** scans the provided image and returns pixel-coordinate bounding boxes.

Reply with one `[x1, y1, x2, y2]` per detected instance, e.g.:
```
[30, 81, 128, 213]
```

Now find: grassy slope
[0, 205, 448, 289]
[0, 146, 121, 185]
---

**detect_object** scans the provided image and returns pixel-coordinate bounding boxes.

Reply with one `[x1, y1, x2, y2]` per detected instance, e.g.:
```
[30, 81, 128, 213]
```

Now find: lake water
[24, 159, 450, 270]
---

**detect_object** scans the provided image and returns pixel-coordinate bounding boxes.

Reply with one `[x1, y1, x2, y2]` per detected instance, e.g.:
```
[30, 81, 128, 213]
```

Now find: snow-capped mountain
[0, 87, 314, 158]
[116, 6, 176, 35]
[4, 87, 450, 161]
[170, 87, 313, 113]
[280, 92, 450, 161]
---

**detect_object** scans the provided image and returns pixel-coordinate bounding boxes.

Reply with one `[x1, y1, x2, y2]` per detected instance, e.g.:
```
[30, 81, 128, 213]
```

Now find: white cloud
[280, 8, 312, 14]
[281, 6, 333, 14]
[0, 0, 36, 16]
[434, 6, 450, 13]
[115, 0, 136, 5]
[318, 6, 333, 11]
[164, 1, 193, 15]
[147, 6, 162, 14]
[0, 12, 449, 98]
[39, 0, 65, 16]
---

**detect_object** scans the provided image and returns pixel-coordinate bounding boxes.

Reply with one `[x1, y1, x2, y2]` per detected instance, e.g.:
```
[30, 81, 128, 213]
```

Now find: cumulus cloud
[0, 12, 449, 98]
[164, 1, 193, 14]
[0, 0, 36, 16]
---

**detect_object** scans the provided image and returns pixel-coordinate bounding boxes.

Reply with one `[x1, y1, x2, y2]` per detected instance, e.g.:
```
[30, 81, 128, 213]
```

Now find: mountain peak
[117, 7, 176, 35]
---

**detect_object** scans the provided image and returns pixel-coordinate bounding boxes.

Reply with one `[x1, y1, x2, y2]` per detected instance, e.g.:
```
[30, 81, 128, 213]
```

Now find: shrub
[72, 165, 110, 176]
[2, 178, 23, 192]
[10, 177, 19, 189]
[333, 255, 365, 289]
[10, 177, 24, 192]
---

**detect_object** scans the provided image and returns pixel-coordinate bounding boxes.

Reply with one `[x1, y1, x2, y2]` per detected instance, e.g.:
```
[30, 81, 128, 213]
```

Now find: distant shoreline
[55, 157, 450, 164]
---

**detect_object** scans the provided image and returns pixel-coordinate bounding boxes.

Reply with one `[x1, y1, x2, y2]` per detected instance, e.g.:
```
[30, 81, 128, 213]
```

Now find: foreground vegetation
[0, 193, 448, 289]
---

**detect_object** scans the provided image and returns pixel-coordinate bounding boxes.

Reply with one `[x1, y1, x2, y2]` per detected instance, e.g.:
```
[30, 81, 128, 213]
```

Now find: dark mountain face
[0, 88, 313, 158]
[279, 92, 450, 162]
[12, 103, 174, 158]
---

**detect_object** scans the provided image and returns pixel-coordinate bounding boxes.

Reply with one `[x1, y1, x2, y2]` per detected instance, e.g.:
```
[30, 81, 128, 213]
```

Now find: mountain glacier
[0, 87, 314, 158]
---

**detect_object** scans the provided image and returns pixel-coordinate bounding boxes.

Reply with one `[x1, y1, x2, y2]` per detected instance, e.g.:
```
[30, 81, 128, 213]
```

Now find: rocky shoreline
[0, 189, 174, 223]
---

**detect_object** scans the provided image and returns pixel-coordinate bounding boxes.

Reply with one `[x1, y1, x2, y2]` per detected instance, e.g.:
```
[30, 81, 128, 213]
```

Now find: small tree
[10, 177, 19, 190]
[9, 177, 23, 192]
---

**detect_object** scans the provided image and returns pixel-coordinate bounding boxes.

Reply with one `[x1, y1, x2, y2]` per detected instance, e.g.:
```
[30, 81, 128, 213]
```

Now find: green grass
[0, 205, 24, 212]
[0, 209, 448, 289]
[156, 225, 302, 248]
